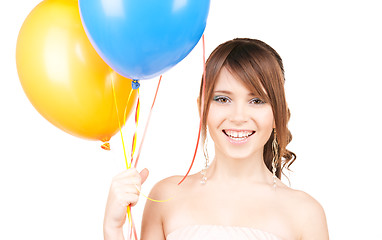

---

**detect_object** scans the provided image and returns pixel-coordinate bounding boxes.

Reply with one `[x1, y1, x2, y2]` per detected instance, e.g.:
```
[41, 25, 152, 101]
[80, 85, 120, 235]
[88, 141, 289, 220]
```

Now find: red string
[133, 75, 162, 168]
[128, 98, 140, 239]
[178, 34, 206, 185]
[128, 218, 137, 240]
[128, 206, 133, 239]
[131, 209, 138, 240]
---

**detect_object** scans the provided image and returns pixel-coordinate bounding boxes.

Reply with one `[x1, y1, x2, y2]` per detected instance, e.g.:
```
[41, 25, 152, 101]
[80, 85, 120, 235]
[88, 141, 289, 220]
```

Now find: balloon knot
[132, 80, 140, 89]
[101, 142, 111, 151]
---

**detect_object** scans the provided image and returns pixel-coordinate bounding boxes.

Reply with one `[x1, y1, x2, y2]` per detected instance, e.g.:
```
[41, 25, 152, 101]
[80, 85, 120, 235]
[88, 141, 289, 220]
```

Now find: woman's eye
[249, 98, 265, 104]
[213, 96, 231, 104]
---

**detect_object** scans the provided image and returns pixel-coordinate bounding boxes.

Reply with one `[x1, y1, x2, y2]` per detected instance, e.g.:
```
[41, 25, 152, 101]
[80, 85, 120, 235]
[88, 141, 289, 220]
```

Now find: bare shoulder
[141, 175, 186, 240]
[147, 175, 186, 200]
[282, 188, 329, 240]
[287, 189, 327, 222]
[281, 188, 322, 207]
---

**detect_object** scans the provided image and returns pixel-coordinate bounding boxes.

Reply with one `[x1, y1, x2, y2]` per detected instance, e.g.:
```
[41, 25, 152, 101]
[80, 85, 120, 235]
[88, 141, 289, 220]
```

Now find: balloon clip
[132, 80, 140, 89]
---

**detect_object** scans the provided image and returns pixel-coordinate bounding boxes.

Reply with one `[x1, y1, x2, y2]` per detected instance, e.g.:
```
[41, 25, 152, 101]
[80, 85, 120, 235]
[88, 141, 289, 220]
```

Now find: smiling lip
[223, 129, 255, 144]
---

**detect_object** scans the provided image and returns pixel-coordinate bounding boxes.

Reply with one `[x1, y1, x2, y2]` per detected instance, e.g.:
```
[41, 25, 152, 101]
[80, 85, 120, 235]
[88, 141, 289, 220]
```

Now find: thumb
[139, 168, 149, 184]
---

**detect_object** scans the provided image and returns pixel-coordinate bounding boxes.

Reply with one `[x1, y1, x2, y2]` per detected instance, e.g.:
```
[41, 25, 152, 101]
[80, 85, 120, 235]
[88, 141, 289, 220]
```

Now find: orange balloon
[16, 0, 137, 142]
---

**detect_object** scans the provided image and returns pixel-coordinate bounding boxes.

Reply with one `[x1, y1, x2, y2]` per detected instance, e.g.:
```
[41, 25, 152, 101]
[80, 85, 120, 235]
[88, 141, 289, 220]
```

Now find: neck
[206, 149, 272, 185]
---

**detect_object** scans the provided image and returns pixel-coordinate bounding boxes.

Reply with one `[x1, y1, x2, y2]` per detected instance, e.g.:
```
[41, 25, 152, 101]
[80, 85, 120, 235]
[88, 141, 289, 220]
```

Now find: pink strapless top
[166, 225, 284, 240]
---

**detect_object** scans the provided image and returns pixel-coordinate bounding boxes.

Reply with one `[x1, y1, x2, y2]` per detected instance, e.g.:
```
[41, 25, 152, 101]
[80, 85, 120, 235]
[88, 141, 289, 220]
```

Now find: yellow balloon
[16, 0, 137, 142]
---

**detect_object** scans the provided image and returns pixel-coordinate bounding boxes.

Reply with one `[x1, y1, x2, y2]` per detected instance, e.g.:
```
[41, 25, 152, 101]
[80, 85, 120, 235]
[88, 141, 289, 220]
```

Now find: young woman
[103, 38, 329, 240]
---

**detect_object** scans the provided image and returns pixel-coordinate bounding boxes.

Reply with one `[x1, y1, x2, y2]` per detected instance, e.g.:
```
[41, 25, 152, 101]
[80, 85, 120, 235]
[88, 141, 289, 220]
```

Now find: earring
[272, 129, 279, 188]
[201, 135, 210, 184]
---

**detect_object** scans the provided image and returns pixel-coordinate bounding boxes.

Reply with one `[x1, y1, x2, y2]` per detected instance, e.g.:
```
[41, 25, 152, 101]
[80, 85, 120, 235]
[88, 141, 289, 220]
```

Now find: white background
[1, 0, 381, 239]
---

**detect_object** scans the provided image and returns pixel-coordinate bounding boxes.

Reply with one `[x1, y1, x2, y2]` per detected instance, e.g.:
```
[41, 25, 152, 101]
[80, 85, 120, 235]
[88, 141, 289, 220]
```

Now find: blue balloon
[79, 0, 210, 80]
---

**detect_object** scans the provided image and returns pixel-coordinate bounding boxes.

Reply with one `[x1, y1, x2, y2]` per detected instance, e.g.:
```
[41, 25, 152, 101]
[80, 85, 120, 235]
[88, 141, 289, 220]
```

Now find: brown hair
[199, 38, 296, 179]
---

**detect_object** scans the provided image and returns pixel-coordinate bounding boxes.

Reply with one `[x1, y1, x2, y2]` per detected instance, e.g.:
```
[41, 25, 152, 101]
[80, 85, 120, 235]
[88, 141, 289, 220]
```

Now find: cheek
[254, 107, 274, 130]
[206, 105, 221, 127]
[206, 106, 226, 142]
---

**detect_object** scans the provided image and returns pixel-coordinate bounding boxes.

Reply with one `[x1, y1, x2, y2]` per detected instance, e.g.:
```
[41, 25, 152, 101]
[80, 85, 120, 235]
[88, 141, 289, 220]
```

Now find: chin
[220, 148, 263, 161]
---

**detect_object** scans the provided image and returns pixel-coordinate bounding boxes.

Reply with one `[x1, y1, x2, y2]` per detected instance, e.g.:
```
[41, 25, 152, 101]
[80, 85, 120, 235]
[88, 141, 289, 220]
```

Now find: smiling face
[199, 38, 294, 178]
[207, 67, 275, 161]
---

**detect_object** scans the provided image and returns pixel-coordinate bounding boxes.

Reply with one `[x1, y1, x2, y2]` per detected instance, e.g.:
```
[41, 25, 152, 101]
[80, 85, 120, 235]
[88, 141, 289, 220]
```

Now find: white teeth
[225, 130, 253, 139]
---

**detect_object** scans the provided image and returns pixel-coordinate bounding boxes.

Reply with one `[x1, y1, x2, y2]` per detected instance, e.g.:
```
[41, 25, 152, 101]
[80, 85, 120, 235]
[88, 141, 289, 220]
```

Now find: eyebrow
[214, 90, 232, 94]
[214, 90, 257, 96]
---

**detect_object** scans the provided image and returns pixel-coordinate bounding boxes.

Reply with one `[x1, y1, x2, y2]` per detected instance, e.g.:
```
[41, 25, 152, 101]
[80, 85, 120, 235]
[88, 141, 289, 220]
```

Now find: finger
[139, 168, 149, 184]
[112, 183, 140, 196]
[113, 168, 139, 180]
[115, 176, 141, 186]
[119, 193, 139, 207]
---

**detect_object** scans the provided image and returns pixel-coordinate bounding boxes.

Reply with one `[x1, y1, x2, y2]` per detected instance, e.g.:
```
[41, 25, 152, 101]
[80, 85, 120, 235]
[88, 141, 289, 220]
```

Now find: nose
[229, 102, 248, 124]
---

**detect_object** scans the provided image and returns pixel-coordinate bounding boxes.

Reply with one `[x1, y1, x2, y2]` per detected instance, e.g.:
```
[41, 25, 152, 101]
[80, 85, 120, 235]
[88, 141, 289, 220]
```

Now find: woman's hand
[103, 168, 149, 239]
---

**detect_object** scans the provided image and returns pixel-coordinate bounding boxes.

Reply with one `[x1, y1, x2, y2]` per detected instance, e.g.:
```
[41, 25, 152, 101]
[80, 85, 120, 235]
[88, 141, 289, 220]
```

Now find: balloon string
[127, 92, 140, 238]
[110, 72, 136, 240]
[111, 75, 171, 240]
[178, 34, 206, 185]
[111, 72, 130, 169]
[127, 206, 134, 240]
[130, 92, 140, 165]
[124, 88, 135, 126]
[133, 75, 162, 168]
[126, 206, 138, 240]
[132, 211, 138, 240]
[113, 76, 171, 206]
[128, 207, 138, 240]
[132, 76, 173, 203]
